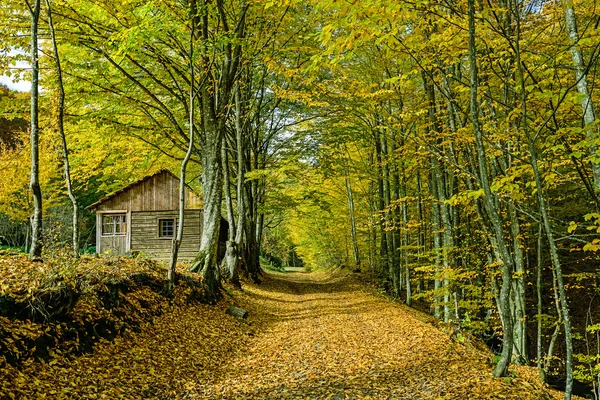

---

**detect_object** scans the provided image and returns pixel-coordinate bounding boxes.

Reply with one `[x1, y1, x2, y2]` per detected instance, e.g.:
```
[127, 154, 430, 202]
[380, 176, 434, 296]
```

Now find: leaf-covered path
[3, 270, 566, 399]
[206, 271, 562, 399]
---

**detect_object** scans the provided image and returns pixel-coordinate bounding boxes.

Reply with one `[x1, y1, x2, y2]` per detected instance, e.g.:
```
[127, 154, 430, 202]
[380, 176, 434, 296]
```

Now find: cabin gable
[89, 170, 201, 213]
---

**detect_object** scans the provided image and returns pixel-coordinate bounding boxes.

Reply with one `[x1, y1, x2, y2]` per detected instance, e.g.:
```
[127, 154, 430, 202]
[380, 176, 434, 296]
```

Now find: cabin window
[102, 214, 127, 236]
[159, 218, 175, 238]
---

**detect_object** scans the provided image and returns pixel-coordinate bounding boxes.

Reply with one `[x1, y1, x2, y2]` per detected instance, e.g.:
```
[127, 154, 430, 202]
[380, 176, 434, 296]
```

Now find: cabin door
[99, 214, 128, 255]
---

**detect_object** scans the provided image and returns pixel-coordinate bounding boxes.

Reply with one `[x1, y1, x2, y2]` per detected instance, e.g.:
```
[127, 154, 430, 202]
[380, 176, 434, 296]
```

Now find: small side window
[159, 218, 175, 238]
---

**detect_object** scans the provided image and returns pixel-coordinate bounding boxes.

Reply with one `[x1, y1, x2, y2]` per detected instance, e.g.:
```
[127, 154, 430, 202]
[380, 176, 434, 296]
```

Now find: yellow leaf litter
[1, 269, 575, 399]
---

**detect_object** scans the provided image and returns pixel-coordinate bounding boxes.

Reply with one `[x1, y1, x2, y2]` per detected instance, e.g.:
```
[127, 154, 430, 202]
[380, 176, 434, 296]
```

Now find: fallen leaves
[0, 261, 576, 399]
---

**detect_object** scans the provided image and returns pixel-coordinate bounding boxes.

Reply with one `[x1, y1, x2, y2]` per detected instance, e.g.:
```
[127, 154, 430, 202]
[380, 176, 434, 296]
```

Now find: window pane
[101, 214, 126, 236]
[102, 216, 114, 235]
[160, 219, 175, 237]
[118, 215, 127, 234]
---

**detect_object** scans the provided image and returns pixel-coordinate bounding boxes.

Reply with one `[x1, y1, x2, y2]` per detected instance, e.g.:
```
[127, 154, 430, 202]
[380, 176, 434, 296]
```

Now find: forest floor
[2, 268, 571, 399]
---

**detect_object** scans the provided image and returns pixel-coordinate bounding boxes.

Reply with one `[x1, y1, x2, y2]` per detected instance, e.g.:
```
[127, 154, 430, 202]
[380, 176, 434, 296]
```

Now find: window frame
[158, 218, 176, 239]
[101, 214, 127, 237]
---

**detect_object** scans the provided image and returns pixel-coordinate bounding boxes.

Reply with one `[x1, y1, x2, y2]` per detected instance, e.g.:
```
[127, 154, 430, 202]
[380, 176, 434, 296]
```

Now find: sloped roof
[86, 169, 199, 211]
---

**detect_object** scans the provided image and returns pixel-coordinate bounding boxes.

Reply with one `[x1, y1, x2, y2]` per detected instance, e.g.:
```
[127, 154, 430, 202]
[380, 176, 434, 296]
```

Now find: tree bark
[169, 21, 195, 289]
[224, 84, 245, 288]
[563, 0, 600, 191]
[536, 224, 543, 372]
[468, 0, 514, 377]
[226, 304, 248, 319]
[27, 0, 42, 261]
[46, 0, 79, 258]
[344, 164, 361, 269]
[514, 5, 573, 394]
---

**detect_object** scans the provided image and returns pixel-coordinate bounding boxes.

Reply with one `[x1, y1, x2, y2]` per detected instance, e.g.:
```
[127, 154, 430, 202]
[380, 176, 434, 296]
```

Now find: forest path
[4, 269, 565, 399]
[203, 270, 561, 399]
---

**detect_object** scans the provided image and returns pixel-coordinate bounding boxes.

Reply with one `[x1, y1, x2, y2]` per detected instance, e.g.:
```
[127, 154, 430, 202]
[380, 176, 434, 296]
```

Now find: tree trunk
[508, 202, 527, 364]
[433, 159, 452, 323]
[189, 95, 224, 298]
[224, 85, 245, 288]
[514, 6, 573, 395]
[430, 171, 443, 320]
[380, 130, 397, 294]
[344, 164, 360, 269]
[468, 0, 514, 377]
[374, 137, 388, 274]
[46, 0, 78, 258]
[402, 174, 411, 305]
[536, 224, 543, 372]
[563, 0, 600, 191]
[168, 21, 196, 289]
[28, 0, 42, 261]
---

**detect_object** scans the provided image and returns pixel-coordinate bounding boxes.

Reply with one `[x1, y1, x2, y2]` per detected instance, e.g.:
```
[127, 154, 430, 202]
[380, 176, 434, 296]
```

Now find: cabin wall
[95, 171, 202, 213]
[130, 210, 203, 261]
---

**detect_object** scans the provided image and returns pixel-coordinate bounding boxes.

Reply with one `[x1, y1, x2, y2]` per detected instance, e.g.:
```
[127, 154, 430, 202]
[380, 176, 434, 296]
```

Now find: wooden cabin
[86, 170, 203, 261]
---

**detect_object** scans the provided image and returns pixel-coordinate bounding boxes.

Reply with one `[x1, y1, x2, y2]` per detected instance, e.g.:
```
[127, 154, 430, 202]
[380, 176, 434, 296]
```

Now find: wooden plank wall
[130, 210, 203, 261]
[96, 171, 202, 212]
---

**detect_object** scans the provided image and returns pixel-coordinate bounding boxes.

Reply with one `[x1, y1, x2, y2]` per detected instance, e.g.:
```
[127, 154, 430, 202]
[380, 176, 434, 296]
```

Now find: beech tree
[25, 0, 42, 261]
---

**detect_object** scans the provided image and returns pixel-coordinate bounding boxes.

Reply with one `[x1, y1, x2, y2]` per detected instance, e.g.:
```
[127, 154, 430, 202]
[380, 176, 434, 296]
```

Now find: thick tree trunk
[224, 85, 245, 288]
[46, 0, 79, 258]
[189, 99, 224, 298]
[28, 0, 42, 261]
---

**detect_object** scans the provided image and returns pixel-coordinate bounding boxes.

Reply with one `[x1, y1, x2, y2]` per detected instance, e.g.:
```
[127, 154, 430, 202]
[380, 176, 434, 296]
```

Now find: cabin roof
[86, 169, 199, 211]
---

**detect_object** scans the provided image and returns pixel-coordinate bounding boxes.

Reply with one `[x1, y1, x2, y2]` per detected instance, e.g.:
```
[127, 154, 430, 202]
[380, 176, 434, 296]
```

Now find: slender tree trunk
[508, 202, 527, 364]
[416, 170, 425, 294]
[468, 0, 514, 377]
[380, 130, 397, 294]
[536, 224, 544, 372]
[545, 268, 563, 376]
[563, 0, 600, 191]
[402, 175, 411, 305]
[430, 172, 443, 320]
[27, 0, 42, 261]
[374, 136, 388, 275]
[433, 159, 452, 322]
[222, 138, 243, 287]
[46, 0, 78, 257]
[514, 5, 573, 395]
[344, 164, 360, 269]
[168, 23, 195, 289]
